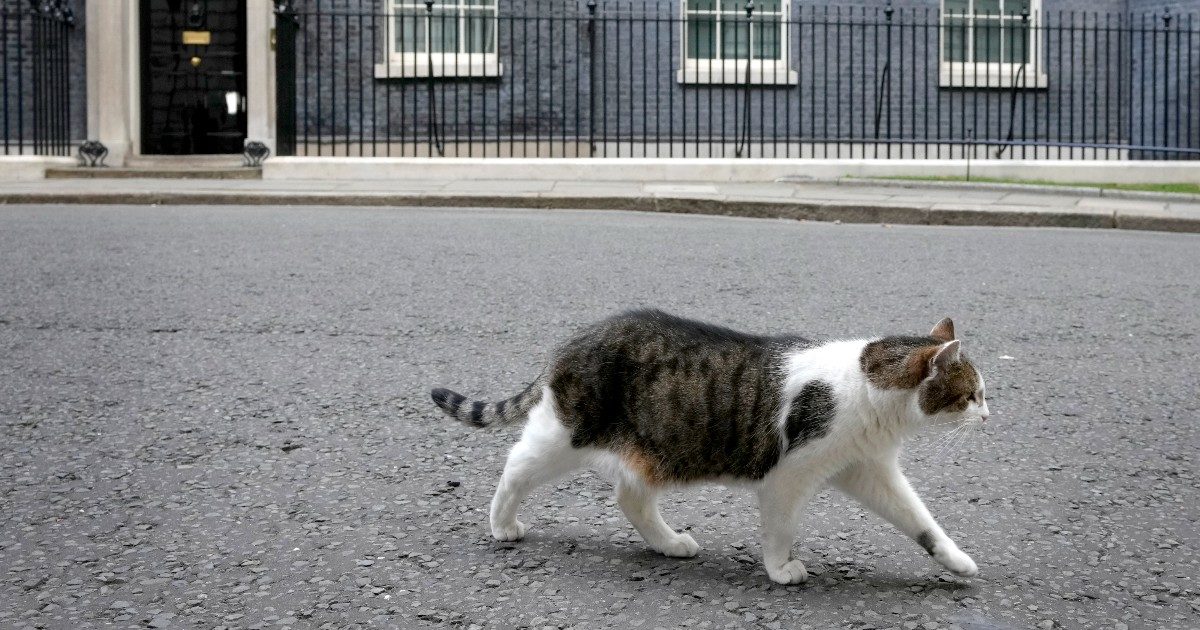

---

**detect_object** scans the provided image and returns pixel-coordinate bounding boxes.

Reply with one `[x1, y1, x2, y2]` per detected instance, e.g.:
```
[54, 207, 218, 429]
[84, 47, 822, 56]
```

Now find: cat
[430, 309, 989, 584]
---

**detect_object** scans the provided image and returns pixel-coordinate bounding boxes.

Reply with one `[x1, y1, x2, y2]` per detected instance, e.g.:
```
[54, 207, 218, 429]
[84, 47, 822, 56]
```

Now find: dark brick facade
[3, 0, 1194, 159]
[281, 0, 1198, 158]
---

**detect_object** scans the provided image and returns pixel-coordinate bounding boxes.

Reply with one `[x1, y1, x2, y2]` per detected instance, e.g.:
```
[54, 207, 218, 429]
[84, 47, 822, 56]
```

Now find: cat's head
[860, 318, 990, 428]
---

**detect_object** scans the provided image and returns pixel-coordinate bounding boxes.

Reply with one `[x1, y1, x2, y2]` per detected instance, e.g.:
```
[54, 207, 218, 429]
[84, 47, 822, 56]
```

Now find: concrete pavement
[2, 176, 1200, 232]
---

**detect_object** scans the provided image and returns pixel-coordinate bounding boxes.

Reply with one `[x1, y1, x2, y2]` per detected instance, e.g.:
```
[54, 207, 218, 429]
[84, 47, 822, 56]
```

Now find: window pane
[690, 0, 717, 11]
[756, 0, 782, 14]
[753, 19, 781, 60]
[430, 9, 458, 53]
[943, 0, 970, 16]
[975, 0, 1001, 16]
[395, 10, 424, 53]
[1002, 0, 1027, 16]
[1004, 22, 1029, 62]
[974, 17, 1002, 61]
[720, 0, 744, 12]
[464, 9, 494, 53]
[686, 16, 717, 59]
[721, 19, 750, 59]
[942, 17, 968, 61]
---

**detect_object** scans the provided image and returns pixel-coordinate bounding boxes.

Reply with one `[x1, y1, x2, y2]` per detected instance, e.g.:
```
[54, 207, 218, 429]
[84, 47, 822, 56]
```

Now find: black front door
[140, 0, 246, 155]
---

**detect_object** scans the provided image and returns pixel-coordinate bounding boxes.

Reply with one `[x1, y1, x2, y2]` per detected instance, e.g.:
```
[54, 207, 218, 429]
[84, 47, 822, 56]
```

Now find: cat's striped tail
[430, 379, 543, 428]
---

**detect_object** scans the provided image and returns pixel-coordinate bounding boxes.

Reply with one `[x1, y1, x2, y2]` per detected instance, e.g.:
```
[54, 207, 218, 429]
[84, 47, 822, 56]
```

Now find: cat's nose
[980, 413, 990, 423]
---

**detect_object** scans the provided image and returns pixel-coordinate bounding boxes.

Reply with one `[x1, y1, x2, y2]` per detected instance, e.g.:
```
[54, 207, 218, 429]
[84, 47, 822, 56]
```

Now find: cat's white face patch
[974, 370, 990, 420]
[956, 369, 989, 423]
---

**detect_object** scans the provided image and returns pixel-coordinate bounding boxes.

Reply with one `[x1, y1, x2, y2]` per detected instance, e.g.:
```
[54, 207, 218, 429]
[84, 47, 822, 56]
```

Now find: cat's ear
[930, 317, 956, 342]
[930, 340, 961, 372]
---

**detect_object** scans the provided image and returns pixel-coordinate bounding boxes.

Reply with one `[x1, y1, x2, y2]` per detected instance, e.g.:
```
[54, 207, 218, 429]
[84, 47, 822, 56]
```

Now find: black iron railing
[1, 0, 77, 156]
[274, 1, 1199, 160]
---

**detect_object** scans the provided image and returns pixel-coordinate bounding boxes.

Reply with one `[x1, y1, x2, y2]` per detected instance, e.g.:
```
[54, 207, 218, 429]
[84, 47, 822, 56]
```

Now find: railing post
[734, 1, 753, 158]
[424, 0, 444, 156]
[31, 2, 43, 156]
[884, 2, 893, 158]
[586, 0, 596, 157]
[995, 5, 1030, 158]
[274, 0, 298, 156]
[872, 3, 894, 158]
[1161, 8, 1171, 159]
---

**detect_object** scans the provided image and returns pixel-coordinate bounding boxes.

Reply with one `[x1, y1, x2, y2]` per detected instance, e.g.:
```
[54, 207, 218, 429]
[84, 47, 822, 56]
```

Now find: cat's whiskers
[946, 422, 982, 461]
[926, 424, 966, 457]
[934, 422, 980, 461]
[922, 417, 968, 443]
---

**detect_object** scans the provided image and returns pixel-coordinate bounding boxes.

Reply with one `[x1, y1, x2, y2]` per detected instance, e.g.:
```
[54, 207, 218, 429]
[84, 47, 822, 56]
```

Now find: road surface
[1, 205, 1197, 629]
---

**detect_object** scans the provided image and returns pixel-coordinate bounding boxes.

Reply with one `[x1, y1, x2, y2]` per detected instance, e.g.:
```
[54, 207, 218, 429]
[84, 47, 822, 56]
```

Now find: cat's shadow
[493, 533, 977, 594]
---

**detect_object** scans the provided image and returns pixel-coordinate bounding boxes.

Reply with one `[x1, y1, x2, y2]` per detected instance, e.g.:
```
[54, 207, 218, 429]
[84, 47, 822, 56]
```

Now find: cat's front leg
[832, 458, 978, 578]
[756, 480, 819, 584]
[917, 531, 977, 577]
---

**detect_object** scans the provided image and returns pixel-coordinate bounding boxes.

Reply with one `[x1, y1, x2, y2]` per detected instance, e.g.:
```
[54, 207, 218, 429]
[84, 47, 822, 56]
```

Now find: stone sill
[938, 70, 1049, 89]
[374, 60, 503, 80]
[676, 67, 799, 86]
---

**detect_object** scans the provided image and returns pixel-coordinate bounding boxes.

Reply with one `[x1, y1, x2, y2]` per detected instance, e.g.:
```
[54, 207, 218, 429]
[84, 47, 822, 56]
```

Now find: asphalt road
[1, 204, 1197, 630]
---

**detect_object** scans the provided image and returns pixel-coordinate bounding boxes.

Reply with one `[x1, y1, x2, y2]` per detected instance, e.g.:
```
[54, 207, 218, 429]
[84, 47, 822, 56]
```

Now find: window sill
[938, 70, 1048, 89]
[374, 59, 503, 79]
[677, 67, 798, 86]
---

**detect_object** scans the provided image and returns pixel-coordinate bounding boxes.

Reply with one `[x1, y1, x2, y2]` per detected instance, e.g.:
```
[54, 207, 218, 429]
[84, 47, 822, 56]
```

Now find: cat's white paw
[766, 559, 809, 585]
[655, 533, 700, 558]
[491, 519, 526, 542]
[934, 547, 978, 577]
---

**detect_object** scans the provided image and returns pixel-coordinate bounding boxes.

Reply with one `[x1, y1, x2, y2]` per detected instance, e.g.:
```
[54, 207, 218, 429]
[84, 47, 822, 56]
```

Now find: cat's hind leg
[757, 476, 822, 584]
[615, 480, 699, 558]
[489, 390, 582, 541]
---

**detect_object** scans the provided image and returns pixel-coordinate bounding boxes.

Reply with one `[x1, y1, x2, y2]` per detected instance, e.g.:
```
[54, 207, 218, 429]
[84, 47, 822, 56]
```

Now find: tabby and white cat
[431, 310, 989, 584]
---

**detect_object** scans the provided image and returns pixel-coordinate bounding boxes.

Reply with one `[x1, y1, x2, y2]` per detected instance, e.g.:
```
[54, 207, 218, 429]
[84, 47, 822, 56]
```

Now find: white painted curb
[263, 157, 1200, 184]
[0, 156, 77, 181]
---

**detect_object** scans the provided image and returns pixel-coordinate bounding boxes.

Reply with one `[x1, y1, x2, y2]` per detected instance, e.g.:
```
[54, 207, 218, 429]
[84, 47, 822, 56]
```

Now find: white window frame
[375, 0, 502, 79]
[677, 0, 797, 86]
[939, 0, 1047, 88]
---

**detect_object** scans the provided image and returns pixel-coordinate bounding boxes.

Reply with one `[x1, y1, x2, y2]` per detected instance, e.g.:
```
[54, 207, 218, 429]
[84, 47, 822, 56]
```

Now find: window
[375, 0, 501, 79]
[679, 0, 796, 85]
[940, 0, 1046, 88]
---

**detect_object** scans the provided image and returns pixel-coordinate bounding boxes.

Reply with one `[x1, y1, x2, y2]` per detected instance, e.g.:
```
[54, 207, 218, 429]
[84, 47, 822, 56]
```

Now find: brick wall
[282, 0, 1197, 158]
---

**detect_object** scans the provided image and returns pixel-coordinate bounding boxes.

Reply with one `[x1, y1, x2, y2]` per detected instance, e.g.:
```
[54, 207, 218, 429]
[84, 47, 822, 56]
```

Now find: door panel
[141, 0, 246, 155]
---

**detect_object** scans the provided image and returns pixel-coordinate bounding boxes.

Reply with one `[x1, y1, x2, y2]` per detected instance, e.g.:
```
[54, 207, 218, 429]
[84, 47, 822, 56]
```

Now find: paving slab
[1074, 196, 1170, 212]
[552, 181, 645, 195]
[881, 189, 1012, 203]
[442, 179, 557, 193]
[645, 184, 721, 195]
[995, 192, 1102, 207]
[712, 183, 800, 199]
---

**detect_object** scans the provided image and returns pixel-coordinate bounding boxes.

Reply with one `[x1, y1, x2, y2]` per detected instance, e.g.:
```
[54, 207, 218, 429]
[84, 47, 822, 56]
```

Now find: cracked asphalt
[1, 204, 1197, 630]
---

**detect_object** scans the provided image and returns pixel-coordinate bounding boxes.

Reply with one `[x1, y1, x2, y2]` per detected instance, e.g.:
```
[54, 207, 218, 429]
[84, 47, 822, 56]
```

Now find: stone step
[46, 166, 262, 180]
